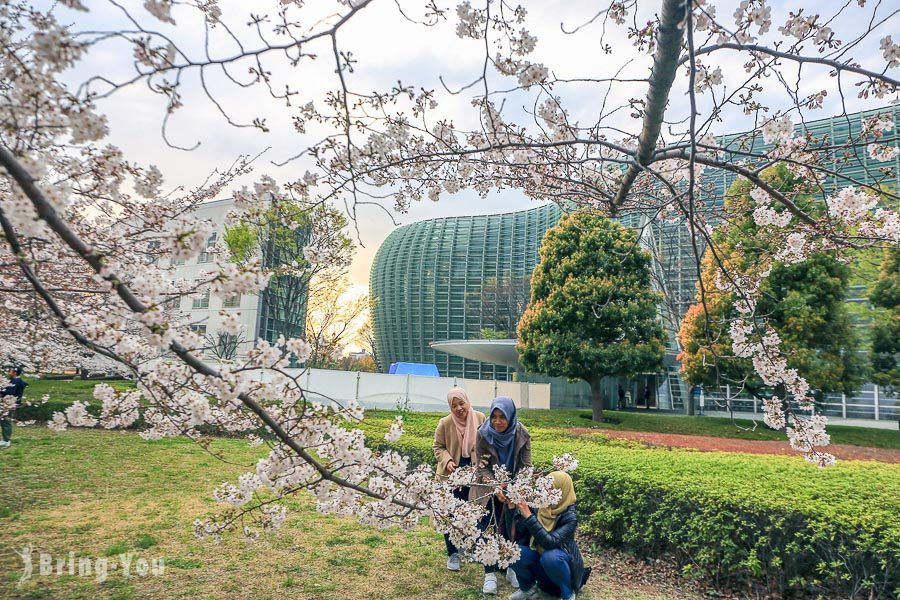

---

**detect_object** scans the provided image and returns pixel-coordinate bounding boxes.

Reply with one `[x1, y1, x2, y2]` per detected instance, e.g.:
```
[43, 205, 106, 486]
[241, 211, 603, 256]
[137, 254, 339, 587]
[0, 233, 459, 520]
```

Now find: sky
[51, 0, 896, 291]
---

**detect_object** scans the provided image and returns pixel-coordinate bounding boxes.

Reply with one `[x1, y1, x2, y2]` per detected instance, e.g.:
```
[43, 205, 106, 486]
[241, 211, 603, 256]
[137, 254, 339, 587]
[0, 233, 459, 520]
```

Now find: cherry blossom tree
[0, 0, 898, 568]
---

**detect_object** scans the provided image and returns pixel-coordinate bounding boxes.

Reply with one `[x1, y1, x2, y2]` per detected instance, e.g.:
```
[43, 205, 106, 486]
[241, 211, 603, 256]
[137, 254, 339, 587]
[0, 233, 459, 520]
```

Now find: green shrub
[14, 379, 137, 424]
[363, 414, 900, 598]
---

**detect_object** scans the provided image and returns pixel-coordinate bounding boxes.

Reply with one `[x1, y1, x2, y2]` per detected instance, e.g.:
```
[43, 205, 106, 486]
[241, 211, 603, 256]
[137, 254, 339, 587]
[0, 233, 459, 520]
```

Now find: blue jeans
[510, 544, 573, 598]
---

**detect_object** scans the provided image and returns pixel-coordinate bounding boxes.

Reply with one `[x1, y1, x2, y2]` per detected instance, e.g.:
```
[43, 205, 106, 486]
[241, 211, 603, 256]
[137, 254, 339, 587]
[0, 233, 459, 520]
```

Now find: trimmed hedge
[362, 413, 900, 598]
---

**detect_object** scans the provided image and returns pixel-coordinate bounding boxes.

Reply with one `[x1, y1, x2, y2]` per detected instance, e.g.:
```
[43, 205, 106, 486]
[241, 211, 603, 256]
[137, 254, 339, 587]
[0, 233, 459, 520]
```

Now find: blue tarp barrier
[388, 362, 440, 377]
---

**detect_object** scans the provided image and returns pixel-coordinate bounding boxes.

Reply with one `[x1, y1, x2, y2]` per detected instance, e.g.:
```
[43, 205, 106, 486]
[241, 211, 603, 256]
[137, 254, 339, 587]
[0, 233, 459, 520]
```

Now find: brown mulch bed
[570, 428, 900, 463]
[579, 544, 707, 599]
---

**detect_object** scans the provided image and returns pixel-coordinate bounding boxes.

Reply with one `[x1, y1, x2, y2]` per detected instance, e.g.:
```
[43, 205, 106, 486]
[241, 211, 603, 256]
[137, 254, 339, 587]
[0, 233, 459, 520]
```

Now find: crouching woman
[508, 471, 590, 600]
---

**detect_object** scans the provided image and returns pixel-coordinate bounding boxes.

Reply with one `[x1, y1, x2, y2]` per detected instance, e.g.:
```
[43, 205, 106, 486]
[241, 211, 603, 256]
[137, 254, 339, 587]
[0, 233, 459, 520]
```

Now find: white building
[166, 198, 261, 359]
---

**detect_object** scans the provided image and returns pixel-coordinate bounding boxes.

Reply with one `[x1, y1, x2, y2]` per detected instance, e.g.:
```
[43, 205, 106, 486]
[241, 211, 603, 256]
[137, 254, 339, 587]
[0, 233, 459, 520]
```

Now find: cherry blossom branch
[0, 144, 422, 512]
[685, 42, 900, 89]
[654, 148, 818, 226]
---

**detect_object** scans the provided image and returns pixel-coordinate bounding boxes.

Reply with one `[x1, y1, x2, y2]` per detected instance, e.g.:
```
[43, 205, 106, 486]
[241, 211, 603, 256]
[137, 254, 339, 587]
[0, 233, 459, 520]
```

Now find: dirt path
[571, 428, 900, 463]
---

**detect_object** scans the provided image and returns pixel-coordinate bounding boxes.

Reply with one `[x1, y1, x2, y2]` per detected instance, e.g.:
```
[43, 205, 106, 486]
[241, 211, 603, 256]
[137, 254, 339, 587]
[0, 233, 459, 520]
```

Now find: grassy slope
[0, 428, 683, 600]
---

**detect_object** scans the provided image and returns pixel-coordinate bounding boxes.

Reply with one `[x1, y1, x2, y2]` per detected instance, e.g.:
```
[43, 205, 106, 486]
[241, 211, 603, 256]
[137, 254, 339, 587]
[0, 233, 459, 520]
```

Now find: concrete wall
[281, 368, 551, 412]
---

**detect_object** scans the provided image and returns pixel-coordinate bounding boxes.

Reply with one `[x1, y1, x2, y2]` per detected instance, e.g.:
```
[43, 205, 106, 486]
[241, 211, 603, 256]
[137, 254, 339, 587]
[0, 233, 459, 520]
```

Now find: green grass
[367, 407, 900, 449]
[18, 379, 899, 449]
[0, 427, 683, 600]
[22, 378, 134, 404]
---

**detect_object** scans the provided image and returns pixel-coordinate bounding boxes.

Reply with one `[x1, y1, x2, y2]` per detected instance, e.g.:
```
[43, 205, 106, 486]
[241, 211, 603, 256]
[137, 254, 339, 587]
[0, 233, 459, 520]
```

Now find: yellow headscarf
[537, 471, 577, 532]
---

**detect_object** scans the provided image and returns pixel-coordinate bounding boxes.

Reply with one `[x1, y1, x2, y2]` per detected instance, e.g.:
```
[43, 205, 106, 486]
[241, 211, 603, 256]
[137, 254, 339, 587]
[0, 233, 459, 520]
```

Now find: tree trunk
[611, 0, 689, 208]
[590, 376, 604, 422]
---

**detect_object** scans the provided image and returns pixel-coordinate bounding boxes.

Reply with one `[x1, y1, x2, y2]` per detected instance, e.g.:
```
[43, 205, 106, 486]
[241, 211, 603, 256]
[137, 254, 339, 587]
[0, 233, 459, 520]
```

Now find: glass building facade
[371, 107, 900, 385]
[371, 204, 561, 379]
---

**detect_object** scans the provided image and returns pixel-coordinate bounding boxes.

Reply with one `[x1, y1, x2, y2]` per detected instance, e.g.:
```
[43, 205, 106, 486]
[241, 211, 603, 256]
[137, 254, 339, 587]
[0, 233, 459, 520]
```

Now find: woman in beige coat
[433, 387, 486, 571]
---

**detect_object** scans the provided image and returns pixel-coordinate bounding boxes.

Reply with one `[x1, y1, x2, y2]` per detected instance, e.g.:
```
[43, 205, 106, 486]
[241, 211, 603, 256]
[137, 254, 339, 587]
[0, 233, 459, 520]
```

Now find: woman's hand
[494, 489, 509, 504]
[446, 460, 456, 474]
[516, 502, 531, 518]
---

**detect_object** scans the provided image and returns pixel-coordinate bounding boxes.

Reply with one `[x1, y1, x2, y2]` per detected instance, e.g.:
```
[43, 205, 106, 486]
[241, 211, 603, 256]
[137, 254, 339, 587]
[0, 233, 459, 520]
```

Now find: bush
[14, 379, 137, 424]
[363, 413, 900, 598]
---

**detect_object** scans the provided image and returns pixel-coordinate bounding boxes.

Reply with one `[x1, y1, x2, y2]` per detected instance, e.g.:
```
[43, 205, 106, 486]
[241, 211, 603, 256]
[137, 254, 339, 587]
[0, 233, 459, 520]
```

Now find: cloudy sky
[55, 0, 895, 290]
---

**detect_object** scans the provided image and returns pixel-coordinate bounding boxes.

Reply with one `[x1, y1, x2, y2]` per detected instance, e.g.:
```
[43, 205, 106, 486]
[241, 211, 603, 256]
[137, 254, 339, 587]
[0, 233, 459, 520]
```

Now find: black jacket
[518, 505, 586, 593]
[3, 376, 26, 406]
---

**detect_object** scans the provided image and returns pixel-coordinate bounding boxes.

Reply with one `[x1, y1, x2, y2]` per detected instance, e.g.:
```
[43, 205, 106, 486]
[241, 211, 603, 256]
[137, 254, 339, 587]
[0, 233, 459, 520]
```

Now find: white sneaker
[506, 568, 519, 589]
[483, 572, 498, 595]
[447, 553, 460, 571]
[0, 440, 10, 448]
[508, 587, 539, 600]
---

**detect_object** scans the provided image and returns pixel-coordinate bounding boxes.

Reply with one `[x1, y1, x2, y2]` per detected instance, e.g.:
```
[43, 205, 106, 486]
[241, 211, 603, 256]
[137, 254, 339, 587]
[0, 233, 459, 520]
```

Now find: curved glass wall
[371, 203, 561, 379]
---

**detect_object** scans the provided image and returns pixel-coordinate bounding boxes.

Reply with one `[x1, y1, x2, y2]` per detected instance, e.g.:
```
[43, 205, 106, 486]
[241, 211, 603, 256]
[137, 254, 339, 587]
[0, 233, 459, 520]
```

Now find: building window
[198, 232, 218, 264]
[192, 283, 210, 310]
[145, 240, 161, 265]
[189, 324, 207, 336]
[221, 293, 241, 309]
[215, 332, 240, 360]
[171, 256, 185, 266]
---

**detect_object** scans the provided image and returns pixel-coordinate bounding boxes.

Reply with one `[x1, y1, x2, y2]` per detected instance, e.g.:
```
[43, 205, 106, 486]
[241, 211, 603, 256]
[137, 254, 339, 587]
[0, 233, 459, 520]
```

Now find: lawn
[3, 391, 898, 598]
[18, 378, 900, 450]
[367, 407, 900, 449]
[0, 427, 697, 600]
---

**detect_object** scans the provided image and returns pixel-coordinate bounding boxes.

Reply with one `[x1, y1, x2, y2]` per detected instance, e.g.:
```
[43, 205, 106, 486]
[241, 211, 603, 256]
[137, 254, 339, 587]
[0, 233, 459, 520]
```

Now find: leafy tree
[467, 276, 531, 339]
[333, 354, 378, 373]
[224, 200, 352, 344]
[517, 211, 665, 422]
[678, 166, 866, 402]
[869, 248, 900, 392]
[478, 327, 508, 340]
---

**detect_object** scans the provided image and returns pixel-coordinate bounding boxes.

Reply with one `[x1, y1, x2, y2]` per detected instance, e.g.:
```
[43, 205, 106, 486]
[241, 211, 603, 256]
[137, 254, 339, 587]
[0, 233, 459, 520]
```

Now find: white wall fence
[277, 368, 551, 412]
[701, 383, 899, 422]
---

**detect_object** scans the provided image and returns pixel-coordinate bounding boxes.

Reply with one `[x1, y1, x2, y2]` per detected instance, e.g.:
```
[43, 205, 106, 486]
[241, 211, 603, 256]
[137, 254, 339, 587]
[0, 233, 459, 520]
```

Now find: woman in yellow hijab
[508, 471, 590, 600]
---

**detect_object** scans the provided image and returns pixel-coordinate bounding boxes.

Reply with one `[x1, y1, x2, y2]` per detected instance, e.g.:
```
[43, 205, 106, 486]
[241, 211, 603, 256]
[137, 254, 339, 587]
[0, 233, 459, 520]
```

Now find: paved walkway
[571, 428, 900, 463]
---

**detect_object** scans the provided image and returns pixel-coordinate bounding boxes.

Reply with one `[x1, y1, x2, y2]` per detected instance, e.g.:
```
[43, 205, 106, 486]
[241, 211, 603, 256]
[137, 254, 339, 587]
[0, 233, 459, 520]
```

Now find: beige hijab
[447, 387, 477, 458]
[537, 471, 577, 532]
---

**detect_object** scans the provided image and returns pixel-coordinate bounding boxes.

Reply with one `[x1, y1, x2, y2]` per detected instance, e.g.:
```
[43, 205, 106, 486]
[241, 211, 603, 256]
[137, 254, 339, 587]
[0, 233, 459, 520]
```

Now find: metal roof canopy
[430, 339, 521, 369]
